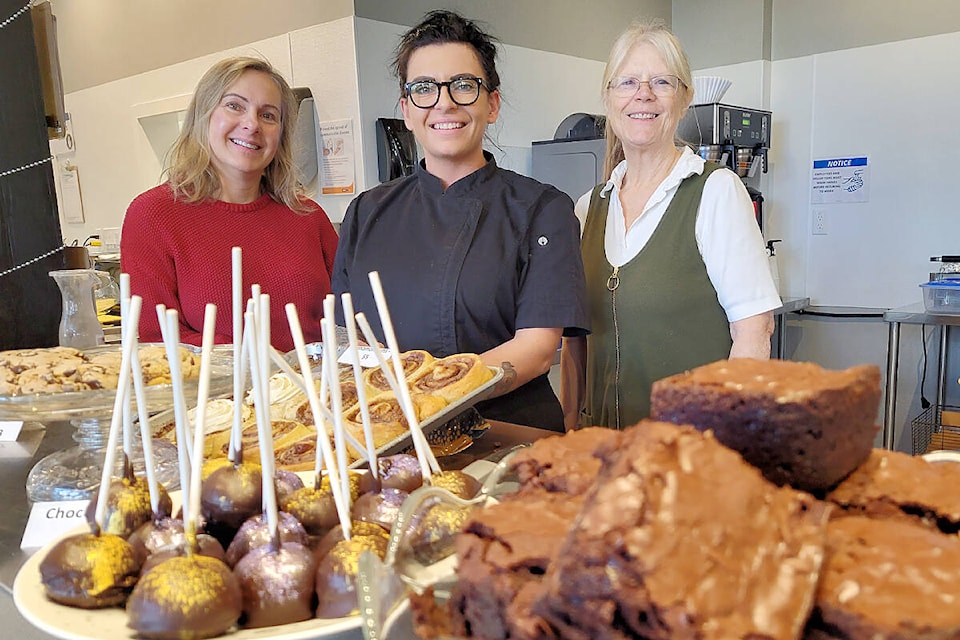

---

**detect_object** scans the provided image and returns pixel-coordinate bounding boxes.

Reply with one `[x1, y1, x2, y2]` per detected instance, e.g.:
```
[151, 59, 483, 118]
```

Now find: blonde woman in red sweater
[121, 57, 338, 351]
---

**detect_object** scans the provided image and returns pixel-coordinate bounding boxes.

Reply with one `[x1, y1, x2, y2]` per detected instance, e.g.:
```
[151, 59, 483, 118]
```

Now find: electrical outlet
[812, 209, 827, 235]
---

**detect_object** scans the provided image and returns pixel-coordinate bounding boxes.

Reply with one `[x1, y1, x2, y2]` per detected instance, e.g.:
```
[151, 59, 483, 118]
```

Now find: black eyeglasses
[403, 76, 488, 109]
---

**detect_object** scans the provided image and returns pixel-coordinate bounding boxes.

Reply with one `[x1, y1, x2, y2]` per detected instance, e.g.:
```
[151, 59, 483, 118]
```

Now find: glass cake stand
[0, 345, 234, 503]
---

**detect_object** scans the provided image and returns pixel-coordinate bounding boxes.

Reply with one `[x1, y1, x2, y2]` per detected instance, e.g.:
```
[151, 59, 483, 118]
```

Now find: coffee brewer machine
[676, 103, 770, 230]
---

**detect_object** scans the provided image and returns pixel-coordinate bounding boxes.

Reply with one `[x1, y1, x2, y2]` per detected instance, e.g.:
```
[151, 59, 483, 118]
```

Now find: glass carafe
[49, 269, 115, 349]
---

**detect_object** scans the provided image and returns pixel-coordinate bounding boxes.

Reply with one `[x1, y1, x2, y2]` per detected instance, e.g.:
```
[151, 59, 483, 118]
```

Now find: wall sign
[811, 156, 870, 204]
[319, 118, 355, 195]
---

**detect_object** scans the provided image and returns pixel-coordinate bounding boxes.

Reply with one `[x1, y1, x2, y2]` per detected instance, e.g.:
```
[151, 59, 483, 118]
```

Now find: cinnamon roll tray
[149, 346, 503, 472]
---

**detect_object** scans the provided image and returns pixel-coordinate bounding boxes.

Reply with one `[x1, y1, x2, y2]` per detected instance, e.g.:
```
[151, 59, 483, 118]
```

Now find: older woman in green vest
[560, 21, 781, 431]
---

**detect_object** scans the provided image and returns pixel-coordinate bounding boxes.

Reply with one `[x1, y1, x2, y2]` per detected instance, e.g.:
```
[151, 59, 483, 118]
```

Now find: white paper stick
[341, 294, 378, 479]
[161, 309, 193, 494]
[366, 272, 440, 476]
[187, 304, 217, 544]
[119, 275, 133, 461]
[265, 345, 369, 462]
[285, 303, 351, 541]
[130, 340, 161, 515]
[231, 248, 244, 455]
[247, 306, 278, 539]
[229, 298, 256, 462]
[94, 295, 142, 533]
[355, 312, 434, 476]
[321, 304, 351, 518]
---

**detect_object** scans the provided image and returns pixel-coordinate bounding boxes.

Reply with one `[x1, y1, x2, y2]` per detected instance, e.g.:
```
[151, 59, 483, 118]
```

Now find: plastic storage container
[920, 278, 960, 315]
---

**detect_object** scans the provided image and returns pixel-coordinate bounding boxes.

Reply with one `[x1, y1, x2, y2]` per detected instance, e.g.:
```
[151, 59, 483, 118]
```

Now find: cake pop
[39, 532, 140, 608]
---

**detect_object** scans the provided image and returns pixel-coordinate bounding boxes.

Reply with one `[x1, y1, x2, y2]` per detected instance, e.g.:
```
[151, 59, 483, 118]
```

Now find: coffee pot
[49, 269, 117, 349]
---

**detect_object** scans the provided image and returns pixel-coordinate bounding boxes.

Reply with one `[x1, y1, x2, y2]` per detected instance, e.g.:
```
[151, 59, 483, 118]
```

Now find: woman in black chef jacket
[331, 10, 588, 431]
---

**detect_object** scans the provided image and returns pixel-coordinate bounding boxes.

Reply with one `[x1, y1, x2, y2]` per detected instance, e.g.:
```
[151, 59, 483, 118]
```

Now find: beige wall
[50, 0, 353, 92]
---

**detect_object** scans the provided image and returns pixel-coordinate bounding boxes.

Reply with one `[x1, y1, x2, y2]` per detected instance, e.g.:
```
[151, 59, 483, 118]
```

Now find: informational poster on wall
[318, 118, 355, 195]
[810, 156, 869, 204]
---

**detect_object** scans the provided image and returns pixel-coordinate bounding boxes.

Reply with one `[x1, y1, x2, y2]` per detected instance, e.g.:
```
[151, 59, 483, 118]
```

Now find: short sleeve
[516, 190, 590, 336]
[695, 170, 781, 322]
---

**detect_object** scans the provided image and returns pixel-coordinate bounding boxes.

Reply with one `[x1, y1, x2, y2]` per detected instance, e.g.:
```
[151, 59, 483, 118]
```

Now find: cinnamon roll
[362, 350, 434, 396]
[412, 353, 493, 403]
[343, 393, 447, 458]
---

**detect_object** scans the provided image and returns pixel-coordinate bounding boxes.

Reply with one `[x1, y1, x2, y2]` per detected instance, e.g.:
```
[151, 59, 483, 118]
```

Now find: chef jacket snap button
[538, 236, 548, 246]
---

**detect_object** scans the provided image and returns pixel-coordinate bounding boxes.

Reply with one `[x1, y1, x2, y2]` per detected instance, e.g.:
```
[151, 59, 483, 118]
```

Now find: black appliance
[375, 118, 417, 182]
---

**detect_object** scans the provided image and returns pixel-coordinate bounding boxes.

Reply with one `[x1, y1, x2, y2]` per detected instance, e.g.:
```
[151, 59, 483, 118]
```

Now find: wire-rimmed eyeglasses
[607, 75, 683, 98]
[403, 76, 489, 109]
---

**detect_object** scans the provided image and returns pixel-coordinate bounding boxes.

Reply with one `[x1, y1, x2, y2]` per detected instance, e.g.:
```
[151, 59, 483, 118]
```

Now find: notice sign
[811, 156, 869, 204]
[319, 119, 355, 195]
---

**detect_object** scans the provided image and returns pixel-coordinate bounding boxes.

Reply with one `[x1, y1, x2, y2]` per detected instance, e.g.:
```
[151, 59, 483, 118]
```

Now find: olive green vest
[582, 162, 731, 430]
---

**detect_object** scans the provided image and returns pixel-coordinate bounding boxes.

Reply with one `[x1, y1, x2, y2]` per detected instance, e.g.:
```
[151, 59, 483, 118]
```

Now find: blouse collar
[599, 146, 704, 198]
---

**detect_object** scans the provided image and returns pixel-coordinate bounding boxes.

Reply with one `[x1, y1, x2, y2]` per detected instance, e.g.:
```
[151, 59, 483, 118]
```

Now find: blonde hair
[164, 56, 312, 212]
[600, 20, 694, 181]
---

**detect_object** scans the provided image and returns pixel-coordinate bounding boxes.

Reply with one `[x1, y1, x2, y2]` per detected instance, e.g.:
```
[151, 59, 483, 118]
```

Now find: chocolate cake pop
[138, 535, 227, 576]
[280, 485, 340, 537]
[128, 516, 226, 569]
[224, 511, 308, 567]
[127, 554, 242, 639]
[315, 534, 389, 619]
[281, 473, 365, 537]
[429, 469, 481, 500]
[234, 540, 318, 627]
[200, 461, 263, 547]
[378, 453, 424, 493]
[274, 468, 305, 504]
[39, 531, 140, 608]
[351, 487, 409, 531]
[84, 456, 173, 538]
[313, 520, 389, 565]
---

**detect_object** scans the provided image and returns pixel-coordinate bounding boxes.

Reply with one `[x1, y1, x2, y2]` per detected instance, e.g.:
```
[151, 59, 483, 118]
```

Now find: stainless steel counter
[774, 297, 810, 359]
[882, 302, 960, 449]
[0, 421, 72, 639]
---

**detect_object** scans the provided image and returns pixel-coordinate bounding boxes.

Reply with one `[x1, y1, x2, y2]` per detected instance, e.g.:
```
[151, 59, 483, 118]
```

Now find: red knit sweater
[120, 184, 338, 352]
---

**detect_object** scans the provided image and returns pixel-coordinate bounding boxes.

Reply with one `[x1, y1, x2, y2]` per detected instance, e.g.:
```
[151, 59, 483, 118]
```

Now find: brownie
[445, 491, 585, 640]
[650, 358, 881, 492]
[805, 515, 960, 638]
[826, 448, 960, 532]
[534, 420, 830, 640]
[507, 426, 619, 495]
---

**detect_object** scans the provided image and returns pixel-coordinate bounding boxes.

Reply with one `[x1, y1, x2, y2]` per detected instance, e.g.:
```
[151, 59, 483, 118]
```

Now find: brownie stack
[650, 358, 881, 492]
[534, 421, 828, 640]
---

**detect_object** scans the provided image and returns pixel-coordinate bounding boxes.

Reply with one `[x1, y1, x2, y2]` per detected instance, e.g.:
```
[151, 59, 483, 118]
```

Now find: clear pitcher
[49, 269, 116, 349]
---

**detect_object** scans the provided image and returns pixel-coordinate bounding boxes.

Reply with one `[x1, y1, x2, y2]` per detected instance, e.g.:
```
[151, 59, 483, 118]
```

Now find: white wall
[773, 32, 960, 309]
[700, 31, 960, 450]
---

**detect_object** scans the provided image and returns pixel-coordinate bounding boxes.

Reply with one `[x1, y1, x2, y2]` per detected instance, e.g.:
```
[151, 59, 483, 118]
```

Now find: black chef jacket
[331, 154, 589, 430]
